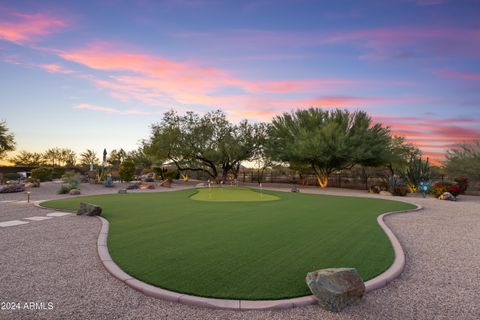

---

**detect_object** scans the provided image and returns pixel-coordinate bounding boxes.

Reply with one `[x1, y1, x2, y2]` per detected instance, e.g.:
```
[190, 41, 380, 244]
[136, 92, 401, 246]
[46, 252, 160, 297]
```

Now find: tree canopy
[445, 141, 480, 181]
[145, 110, 266, 182]
[80, 149, 100, 167]
[266, 108, 391, 187]
[0, 120, 15, 159]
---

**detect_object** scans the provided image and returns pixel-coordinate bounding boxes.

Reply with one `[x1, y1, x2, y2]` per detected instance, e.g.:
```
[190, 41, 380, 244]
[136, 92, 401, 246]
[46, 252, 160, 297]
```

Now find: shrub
[164, 170, 179, 181]
[31, 167, 53, 182]
[152, 167, 164, 180]
[392, 186, 408, 196]
[58, 184, 72, 194]
[119, 160, 136, 182]
[4, 172, 21, 180]
[432, 182, 454, 198]
[26, 177, 40, 187]
[0, 184, 25, 193]
[58, 171, 80, 194]
[447, 184, 462, 197]
[52, 167, 66, 179]
[454, 177, 469, 193]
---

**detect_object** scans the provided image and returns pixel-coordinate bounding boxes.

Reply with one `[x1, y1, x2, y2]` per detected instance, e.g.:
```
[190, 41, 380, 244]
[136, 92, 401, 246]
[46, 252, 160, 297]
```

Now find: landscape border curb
[92, 202, 423, 310]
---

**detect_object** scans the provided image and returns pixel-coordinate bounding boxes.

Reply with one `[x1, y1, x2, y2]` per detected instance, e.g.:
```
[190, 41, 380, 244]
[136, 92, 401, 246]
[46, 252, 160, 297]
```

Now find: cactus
[402, 156, 431, 193]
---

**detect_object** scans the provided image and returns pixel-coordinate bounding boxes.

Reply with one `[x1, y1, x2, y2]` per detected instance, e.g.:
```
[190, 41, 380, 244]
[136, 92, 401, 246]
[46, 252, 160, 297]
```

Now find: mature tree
[0, 120, 15, 159]
[80, 149, 100, 167]
[445, 141, 480, 182]
[146, 110, 266, 182]
[10, 150, 44, 166]
[60, 148, 76, 167]
[384, 136, 420, 177]
[127, 145, 154, 168]
[266, 108, 391, 187]
[43, 148, 61, 166]
[107, 148, 127, 169]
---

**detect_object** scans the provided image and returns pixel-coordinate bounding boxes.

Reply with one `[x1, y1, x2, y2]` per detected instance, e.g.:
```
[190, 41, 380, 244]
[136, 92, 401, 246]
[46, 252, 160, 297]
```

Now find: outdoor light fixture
[27, 191, 31, 203]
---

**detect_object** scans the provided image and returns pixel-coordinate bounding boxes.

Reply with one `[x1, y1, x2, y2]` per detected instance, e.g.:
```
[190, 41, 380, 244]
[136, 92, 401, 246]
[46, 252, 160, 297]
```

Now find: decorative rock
[118, 189, 127, 194]
[306, 268, 365, 312]
[379, 191, 393, 196]
[195, 182, 206, 187]
[439, 192, 455, 201]
[77, 202, 102, 216]
[69, 189, 81, 195]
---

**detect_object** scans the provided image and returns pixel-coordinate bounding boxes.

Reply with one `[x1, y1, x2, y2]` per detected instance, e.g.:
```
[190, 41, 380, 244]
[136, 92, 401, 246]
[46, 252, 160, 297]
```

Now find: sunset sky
[1, 0, 479, 165]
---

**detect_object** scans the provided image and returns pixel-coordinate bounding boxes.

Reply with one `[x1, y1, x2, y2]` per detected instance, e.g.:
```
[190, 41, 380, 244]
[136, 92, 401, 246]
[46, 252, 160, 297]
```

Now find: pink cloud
[372, 114, 480, 161]
[0, 10, 67, 44]
[57, 42, 367, 113]
[74, 103, 155, 116]
[74, 103, 119, 114]
[39, 63, 74, 74]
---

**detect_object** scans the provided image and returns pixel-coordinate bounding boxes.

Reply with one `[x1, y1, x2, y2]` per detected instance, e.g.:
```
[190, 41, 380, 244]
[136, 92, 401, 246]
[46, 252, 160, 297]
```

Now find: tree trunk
[312, 165, 330, 188]
[316, 175, 329, 188]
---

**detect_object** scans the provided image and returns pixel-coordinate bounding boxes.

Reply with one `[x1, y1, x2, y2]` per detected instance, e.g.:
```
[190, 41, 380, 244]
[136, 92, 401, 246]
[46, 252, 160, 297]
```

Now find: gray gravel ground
[0, 182, 479, 319]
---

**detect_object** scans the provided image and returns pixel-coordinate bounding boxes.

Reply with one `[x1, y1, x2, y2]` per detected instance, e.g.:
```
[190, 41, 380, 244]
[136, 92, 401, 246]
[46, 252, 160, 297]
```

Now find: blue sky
[1, 0, 480, 164]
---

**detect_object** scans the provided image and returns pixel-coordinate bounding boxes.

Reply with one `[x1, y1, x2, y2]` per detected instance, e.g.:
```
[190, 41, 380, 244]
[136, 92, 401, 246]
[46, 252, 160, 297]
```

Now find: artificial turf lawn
[42, 187, 416, 300]
[190, 187, 279, 201]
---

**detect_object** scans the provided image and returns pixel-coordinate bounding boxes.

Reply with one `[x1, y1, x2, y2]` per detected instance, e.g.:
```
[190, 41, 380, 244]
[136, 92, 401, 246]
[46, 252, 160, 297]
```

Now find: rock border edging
[94, 203, 423, 310]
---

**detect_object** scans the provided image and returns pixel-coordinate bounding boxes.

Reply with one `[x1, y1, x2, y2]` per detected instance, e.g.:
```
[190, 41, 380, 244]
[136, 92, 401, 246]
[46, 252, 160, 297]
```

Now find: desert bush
[119, 160, 136, 182]
[447, 184, 462, 197]
[58, 184, 72, 194]
[52, 167, 66, 179]
[152, 167, 164, 180]
[26, 177, 40, 187]
[31, 167, 53, 182]
[392, 186, 408, 196]
[454, 177, 469, 193]
[5, 172, 21, 180]
[432, 182, 454, 197]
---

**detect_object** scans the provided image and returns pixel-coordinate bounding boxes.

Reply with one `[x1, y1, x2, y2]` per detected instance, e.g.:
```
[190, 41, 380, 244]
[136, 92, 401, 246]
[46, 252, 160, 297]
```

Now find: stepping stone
[24, 216, 53, 221]
[0, 220, 30, 227]
[46, 212, 72, 217]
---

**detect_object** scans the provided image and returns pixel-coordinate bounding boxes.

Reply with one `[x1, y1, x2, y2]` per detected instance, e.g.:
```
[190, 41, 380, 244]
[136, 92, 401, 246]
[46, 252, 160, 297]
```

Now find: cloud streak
[0, 10, 67, 44]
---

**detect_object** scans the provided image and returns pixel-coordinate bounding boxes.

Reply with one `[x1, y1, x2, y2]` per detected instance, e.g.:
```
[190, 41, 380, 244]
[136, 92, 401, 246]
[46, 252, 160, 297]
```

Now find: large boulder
[77, 202, 102, 216]
[306, 268, 365, 312]
[439, 192, 455, 201]
[379, 190, 393, 196]
[69, 189, 81, 195]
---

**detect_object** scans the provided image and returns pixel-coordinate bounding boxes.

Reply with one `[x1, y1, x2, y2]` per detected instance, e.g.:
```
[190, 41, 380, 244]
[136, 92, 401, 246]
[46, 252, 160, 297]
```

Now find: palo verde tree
[10, 150, 44, 166]
[445, 140, 480, 183]
[146, 110, 266, 182]
[266, 108, 391, 188]
[79, 149, 100, 168]
[0, 120, 15, 159]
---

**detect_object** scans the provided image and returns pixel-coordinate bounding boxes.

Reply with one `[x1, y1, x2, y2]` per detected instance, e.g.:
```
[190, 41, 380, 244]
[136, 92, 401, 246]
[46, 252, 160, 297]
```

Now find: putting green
[42, 188, 415, 300]
[190, 187, 279, 201]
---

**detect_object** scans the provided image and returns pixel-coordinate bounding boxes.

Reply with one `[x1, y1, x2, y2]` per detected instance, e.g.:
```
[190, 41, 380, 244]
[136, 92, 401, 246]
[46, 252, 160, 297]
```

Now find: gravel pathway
[0, 182, 479, 319]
